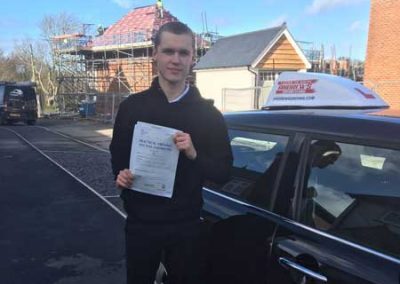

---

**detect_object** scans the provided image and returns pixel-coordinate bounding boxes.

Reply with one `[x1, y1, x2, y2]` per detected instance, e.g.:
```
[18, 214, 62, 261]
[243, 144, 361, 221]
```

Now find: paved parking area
[0, 126, 125, 284]
[39, 118, 114, 151]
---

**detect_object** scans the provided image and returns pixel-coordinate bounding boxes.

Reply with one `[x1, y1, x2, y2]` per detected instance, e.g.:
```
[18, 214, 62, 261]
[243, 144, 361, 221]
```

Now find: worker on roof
[156, 0, 164, 18]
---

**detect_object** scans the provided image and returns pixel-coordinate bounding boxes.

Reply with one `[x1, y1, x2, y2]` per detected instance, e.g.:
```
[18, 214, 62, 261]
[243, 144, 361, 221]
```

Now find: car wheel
[27, 120, 36, 125]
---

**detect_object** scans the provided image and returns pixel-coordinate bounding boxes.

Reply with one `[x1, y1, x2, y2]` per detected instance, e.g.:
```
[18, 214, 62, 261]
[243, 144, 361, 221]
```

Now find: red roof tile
[92, 5, 178, 46]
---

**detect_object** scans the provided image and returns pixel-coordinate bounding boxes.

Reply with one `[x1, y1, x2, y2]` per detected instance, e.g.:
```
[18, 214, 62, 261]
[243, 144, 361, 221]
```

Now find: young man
[110, 21, 233, 284]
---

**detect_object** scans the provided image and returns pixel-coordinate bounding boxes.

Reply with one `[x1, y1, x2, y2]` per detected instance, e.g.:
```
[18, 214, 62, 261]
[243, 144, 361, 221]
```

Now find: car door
[202, 128, 303, 284]
[268, 137, 400, 284]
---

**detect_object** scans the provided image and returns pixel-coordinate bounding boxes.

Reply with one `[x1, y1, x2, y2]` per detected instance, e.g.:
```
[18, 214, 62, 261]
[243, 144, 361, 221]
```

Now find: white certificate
[129, 122, 180, 198]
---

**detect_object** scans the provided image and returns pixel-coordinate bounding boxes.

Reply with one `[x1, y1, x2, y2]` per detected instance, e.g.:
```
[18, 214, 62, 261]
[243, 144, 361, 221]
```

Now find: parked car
[201, 72, 400, 284]
[0, 81, 38, 125]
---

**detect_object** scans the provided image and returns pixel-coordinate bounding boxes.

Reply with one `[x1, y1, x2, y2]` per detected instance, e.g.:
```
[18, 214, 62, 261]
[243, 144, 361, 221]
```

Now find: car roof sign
[264, 72, 388, 109]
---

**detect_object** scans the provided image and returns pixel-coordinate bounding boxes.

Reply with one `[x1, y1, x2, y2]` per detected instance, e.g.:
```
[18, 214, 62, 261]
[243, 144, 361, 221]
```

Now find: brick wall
[364, 0, 400, 109]
[94, 58, 154, 94]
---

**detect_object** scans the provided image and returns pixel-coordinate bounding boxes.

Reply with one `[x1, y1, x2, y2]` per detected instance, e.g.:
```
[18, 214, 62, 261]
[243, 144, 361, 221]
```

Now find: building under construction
[51, 2, 328, 116]
[51, 3, 210, 117]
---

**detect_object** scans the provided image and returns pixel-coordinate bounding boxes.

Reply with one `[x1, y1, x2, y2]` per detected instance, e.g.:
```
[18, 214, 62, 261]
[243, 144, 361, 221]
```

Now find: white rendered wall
[194, 68, 255, 110]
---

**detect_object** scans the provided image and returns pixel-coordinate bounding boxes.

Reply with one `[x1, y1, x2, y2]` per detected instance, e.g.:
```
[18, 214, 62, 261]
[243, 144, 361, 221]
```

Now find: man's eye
[162, 49, 175, 55]
[179, 50, 190, 56]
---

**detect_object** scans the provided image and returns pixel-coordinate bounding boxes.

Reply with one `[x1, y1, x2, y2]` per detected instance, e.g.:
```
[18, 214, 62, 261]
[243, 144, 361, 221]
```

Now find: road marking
[4, 127, 126, 219]
[35, 126, 110, 153]
[42, 150, 102, 153]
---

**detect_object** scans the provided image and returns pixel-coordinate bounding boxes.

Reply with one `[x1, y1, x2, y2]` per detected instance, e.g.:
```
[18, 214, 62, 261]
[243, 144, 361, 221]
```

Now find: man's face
[154, 31, 194, 86]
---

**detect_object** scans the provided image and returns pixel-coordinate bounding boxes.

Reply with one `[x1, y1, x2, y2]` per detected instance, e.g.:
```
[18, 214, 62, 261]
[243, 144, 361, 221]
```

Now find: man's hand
[116, 169, 134, 189]
[174, 132, 197, 160]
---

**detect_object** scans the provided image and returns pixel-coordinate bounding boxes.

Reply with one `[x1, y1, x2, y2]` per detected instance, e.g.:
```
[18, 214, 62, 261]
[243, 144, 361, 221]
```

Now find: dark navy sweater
[110, 78, 233, 223]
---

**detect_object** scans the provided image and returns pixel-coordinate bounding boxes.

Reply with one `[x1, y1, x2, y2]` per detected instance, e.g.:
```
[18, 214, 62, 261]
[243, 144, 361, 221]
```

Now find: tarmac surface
[0, 119, 126, 284]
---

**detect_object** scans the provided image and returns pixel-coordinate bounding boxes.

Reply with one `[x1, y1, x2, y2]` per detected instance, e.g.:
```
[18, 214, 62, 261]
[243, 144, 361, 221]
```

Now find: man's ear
[153, 47, 158, 60]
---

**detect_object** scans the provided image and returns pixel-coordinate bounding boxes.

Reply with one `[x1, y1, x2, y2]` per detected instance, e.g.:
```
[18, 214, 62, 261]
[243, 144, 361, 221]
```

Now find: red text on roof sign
[354, 88, 376, 99]
[276, 79, 318, 95]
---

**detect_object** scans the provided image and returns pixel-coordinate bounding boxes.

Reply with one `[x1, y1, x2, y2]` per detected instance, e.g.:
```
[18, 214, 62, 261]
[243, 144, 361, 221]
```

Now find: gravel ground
[48, 151, 117, 196]
[6, 122, 125, 214]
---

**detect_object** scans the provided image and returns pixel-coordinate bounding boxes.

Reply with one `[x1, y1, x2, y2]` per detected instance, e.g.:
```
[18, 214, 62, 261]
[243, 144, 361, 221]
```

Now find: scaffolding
[297, 41, 324, 72]
[51, 26, 213, 120]
[52, 30, 154, 95]
[51, 28, 156, 119]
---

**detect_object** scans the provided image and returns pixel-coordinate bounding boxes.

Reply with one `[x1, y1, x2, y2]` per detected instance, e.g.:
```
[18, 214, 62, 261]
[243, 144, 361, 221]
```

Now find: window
[258, 71, 281, 83]
[207, 130, 288, 210]
[0, 86, 4, 104]
[300, 140, 400, 258]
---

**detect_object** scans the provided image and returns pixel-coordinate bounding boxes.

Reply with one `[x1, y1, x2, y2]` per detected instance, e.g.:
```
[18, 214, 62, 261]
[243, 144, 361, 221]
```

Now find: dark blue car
[201, 73, 400, 284]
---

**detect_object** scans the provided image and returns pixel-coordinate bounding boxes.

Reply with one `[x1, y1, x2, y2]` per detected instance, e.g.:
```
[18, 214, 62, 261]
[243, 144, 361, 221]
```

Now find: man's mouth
[168, 68, 182, 73]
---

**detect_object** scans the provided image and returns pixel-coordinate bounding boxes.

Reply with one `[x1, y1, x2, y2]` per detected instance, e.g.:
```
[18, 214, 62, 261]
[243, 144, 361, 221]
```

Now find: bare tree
[40, 12, 82, 105]
[39, 12, 81, 39]
[0, 47, 32, 82]
[1, 12, 81, 112]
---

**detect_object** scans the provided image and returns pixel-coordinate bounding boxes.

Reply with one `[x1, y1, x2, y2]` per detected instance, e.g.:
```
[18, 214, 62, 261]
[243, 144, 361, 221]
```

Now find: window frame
[291, 134, 400, 259]
[293, 134, 400, 219]
[206, 124, 301, 214]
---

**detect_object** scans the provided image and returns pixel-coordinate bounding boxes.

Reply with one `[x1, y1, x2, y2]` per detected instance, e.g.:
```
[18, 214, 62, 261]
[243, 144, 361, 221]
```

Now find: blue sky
[0, 0, 370, 60]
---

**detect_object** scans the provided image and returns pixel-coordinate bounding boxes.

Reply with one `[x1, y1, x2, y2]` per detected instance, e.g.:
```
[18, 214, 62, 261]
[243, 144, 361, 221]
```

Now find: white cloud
[306, 0, 366, 14]
[267, 15, 288, 28]
[111, 0, 136, 9]
[348, 21, 362, 32]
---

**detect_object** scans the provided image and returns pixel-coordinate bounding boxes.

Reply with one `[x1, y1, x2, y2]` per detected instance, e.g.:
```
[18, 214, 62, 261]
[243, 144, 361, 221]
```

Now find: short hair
[312, 140, 342, 156]
[311, 140, 342, 167]
[153, 21, 195, 51]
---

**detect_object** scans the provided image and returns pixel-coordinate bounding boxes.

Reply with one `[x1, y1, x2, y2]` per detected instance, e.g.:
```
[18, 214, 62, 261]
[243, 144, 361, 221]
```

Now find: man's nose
[171, 52, 181, 63]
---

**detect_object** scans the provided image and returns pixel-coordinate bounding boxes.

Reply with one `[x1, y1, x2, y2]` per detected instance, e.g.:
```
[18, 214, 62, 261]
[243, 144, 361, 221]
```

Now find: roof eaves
[193, 64, 249, 71]
[219, 26, 279, 41]
[251, 24, 286, 68]
[283, 29, 312, 69]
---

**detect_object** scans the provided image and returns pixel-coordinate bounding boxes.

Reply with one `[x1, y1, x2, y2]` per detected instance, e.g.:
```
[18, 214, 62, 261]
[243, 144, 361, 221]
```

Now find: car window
[206, 129, 289, 210]
[5, 86, 35, 100]
[300, 140, 400, 258]
[0, 86, 4, 104]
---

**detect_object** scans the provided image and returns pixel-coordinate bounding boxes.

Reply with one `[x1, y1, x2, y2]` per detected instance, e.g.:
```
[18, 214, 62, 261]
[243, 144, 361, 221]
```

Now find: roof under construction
[50, 2, 210, 111]
[90, 4, 178, 48]
[52, 4, 208, 53]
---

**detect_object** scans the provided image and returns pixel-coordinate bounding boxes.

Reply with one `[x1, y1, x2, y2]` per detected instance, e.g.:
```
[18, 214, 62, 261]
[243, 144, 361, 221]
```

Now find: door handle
[279, 257, 328, 282]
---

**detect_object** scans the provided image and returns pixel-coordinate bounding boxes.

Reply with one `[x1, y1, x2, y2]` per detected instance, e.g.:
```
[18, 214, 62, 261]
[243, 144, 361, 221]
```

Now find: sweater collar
[150, 77, 203, 104]
[169, 84, 190, 103]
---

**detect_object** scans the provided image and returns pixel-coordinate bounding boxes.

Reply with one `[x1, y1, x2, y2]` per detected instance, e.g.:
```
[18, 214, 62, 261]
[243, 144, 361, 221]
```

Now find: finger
[175, 132, 190, 140]
[120, 169, 134, 180]
[174, 135, 186, 143]
[119, 174, 130, 183]
[122, 169, 134, 177]
[174, 138, 187, 147]
[117, 170, 134, 186]
[117, 177, 132, 188]
[176, 141, 189, 150]
[176, 135, 192, 144]
[121, 172, 134, 182]
[116, 177, 128, 188]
